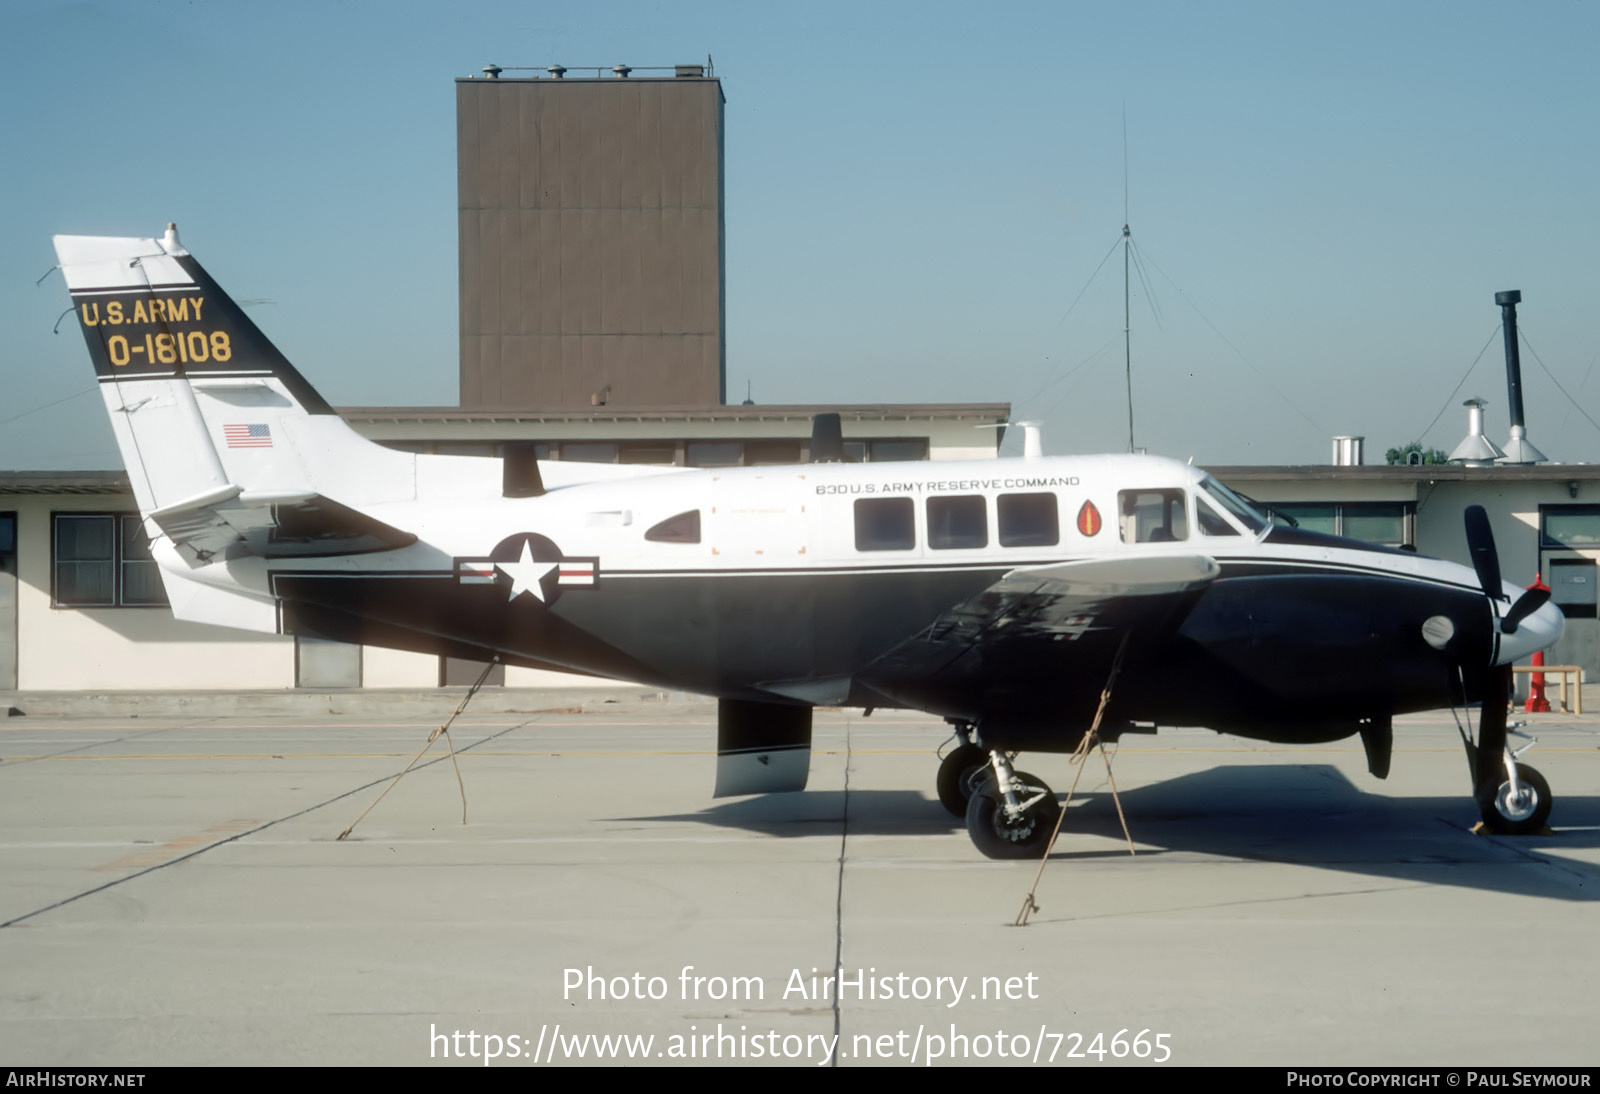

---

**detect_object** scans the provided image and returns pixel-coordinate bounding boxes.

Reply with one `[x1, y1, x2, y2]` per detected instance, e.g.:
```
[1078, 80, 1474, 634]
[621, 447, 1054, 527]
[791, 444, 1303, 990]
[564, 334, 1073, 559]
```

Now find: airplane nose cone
[1495, 592, 1565, 666]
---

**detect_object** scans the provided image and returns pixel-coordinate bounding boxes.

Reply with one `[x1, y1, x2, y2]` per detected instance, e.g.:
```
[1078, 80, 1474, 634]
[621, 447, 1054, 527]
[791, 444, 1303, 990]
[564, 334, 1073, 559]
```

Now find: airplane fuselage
[235, 452, 1553, 751]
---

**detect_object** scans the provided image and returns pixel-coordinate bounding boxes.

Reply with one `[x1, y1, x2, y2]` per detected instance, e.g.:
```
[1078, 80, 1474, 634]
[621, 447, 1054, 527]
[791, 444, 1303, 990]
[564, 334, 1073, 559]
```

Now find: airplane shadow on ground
[622, 763, 1600, 902]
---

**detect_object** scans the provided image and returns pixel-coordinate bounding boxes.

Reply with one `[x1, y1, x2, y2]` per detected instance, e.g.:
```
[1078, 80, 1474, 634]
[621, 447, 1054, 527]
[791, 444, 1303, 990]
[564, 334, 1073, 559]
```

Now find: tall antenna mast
[1123, 107, 1135, 452]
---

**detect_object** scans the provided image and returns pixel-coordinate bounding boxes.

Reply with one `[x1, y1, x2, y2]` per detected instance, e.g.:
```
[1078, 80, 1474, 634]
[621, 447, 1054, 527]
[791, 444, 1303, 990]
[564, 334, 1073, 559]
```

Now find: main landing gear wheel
[965, 771, 1060, 860]
[1478, 763, 1552, 835]
[937, 743, 990, 817]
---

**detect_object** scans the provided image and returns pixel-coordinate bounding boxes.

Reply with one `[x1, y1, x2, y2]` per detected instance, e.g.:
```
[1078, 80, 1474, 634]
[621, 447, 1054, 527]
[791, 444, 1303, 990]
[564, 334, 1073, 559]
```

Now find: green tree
[1384, 441, 1451, 466]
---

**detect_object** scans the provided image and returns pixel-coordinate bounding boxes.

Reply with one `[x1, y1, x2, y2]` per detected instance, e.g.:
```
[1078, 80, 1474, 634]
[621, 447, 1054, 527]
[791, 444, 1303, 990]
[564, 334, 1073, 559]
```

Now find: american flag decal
[223, 423, 273, 449]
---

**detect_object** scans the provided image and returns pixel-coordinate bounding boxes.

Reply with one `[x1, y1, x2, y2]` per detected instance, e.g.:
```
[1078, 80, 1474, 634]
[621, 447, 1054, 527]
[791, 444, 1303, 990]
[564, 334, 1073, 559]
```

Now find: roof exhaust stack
[1495, 290, 1547, 464]
[1331, 435, 1364, 466]
[809, 413, 845, 462]
[1448, 397, 1506, 466]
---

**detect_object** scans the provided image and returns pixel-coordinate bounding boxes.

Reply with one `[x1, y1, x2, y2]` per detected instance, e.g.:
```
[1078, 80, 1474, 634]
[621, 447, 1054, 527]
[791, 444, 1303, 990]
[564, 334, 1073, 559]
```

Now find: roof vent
[1448, 397, 1506, 466]
[547, 65, 567, 79]
[482, 65, 502, 79]
[611, 64, 632, 78]
[1331, 435, 1364, 466]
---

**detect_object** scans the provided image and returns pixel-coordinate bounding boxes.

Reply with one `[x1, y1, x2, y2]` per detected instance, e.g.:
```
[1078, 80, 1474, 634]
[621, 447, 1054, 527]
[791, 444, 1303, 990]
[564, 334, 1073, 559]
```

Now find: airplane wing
[857, 553, 1221, 726]
[150, 486, 416, 562]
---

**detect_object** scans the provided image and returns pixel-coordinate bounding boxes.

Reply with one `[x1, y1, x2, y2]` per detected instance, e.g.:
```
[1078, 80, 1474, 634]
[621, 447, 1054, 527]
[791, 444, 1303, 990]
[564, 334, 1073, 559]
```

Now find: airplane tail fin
[53, 226, 415, 525]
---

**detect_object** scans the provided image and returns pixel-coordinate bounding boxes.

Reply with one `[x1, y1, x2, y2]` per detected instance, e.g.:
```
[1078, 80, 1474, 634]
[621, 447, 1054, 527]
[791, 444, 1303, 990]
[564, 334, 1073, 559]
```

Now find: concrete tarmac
[1, 695, 1597, 1068]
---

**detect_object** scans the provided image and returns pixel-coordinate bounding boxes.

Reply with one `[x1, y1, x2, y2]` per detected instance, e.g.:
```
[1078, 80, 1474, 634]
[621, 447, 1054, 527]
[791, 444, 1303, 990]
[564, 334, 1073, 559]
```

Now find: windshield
[1198, 476, 1268, 534]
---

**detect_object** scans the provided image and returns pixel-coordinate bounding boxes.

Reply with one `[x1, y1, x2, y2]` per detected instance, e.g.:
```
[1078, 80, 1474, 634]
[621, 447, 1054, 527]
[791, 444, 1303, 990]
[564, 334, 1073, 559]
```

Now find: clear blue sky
[4, 0, 1598, 468]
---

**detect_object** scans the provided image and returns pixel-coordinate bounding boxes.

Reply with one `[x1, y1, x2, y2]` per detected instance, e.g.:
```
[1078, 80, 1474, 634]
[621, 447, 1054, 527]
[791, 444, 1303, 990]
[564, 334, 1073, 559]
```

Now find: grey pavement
[1, 692, 1597, 1067]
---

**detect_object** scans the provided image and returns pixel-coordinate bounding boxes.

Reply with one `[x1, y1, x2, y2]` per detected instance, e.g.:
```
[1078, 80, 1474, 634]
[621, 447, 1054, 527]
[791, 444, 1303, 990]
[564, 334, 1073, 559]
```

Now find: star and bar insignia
[455, 533, 598, 605]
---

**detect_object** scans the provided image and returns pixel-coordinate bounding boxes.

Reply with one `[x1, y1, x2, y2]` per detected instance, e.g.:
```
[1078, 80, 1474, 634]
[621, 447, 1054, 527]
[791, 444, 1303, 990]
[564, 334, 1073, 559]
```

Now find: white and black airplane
[52, 227, 1567, 858]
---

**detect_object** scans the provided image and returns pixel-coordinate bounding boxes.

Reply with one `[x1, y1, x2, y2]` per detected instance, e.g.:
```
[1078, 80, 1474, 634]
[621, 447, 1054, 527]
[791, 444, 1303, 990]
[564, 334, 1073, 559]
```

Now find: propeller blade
[1473, 664, 1513, 802]
[1501, 587, 1551, 635]
[1463, 505, 1505, 602]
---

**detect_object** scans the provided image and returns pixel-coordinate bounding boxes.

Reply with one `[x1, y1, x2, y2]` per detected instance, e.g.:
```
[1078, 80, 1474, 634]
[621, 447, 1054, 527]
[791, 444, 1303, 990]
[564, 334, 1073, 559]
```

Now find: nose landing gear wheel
[1478, 763, 1552, 835]
[965, 771, 1060, 859]
[937, 743, 990, 817]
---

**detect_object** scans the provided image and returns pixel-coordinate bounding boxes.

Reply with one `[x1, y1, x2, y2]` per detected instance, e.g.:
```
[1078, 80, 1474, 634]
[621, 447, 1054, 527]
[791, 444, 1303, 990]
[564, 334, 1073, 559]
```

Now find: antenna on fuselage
[1123, 105, 1136, 453]
[979, 421, 1043, 459]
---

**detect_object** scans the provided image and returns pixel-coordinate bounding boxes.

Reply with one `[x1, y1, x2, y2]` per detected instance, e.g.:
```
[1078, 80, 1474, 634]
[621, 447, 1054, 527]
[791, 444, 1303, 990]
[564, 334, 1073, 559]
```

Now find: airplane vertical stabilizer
[53, 226, 418, 518]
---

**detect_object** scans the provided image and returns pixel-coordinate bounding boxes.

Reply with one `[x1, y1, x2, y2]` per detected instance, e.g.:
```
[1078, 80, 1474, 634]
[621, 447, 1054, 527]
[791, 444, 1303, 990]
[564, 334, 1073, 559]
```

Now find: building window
[855, 498, 916, 551]
[53, 513, 169, 608]
[687, 441, 742, 467]
[1540, 505, 1600, 550]
[868, 439, 929, 462]
[1268, 502, 1412, 547]
[619, 444, 677, 465]
[560, 442, 619, 464]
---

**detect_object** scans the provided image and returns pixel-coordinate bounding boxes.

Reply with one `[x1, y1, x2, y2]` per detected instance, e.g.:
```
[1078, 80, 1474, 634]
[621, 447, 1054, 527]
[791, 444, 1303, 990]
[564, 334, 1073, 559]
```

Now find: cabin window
[52, 513, 168, 608]
[1196, 496, 1239, 537]
[855, 498, 916, 551]
[998, 493, 1059, 547]
[927, 495, 987, 550]
[1118, 489, 1189, 544]
[645, 511, 701, 544]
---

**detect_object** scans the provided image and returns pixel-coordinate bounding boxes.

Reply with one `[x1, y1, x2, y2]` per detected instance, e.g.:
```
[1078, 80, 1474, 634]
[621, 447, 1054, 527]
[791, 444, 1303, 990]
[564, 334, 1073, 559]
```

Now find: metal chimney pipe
[1498, 290, 1525, 430]
[1495, 289, 1547, 463]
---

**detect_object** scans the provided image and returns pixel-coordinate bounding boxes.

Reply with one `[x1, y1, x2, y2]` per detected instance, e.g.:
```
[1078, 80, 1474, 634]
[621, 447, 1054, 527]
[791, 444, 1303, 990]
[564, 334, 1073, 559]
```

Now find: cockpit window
[644, 510, 701, 544]
[1199, 476, 1267, 534]
[1118, 489, 1189, 544]
[1196, 496, 1239, 537]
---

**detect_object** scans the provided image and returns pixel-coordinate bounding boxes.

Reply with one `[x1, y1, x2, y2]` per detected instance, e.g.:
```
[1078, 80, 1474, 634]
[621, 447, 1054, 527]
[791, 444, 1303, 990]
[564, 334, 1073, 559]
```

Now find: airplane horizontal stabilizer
[152, 490, 416, 563]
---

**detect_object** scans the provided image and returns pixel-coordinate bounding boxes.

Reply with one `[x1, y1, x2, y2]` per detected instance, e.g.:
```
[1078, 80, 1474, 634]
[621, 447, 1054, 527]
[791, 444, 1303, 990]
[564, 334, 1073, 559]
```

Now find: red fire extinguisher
[1525, 572, 1552, 713]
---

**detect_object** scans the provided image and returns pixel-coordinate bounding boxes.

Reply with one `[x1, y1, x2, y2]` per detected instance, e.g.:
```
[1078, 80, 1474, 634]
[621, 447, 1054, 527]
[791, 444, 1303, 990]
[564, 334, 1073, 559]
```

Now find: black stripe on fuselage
[268, 553, 1473, 593]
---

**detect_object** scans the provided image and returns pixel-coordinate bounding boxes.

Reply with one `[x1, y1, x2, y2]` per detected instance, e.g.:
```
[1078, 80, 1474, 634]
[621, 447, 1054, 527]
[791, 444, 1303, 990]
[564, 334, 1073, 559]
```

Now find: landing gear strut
[964, 751, 1059, 860]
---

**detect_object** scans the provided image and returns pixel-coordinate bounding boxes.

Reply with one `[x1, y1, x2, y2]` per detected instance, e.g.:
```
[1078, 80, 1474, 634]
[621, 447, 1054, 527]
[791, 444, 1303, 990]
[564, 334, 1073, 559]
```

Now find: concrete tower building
[456, 64, 725, 409]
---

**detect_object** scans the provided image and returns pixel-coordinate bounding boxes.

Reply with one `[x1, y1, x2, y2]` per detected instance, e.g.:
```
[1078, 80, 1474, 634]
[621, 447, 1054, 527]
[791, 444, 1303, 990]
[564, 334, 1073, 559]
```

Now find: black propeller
[1463, 505, 1505, 602]
[1463, 505, 1548, 634]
